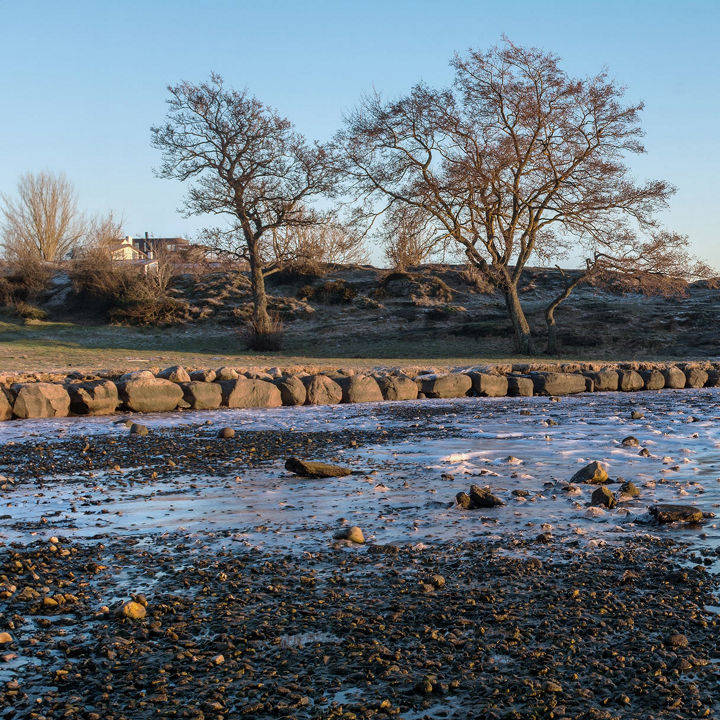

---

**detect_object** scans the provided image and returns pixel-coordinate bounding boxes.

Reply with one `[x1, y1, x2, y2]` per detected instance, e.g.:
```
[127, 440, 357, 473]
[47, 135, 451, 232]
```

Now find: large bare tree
[1, 171, 85, 262]
[336, 39, 676, 353]
[151, 73, 333, 335]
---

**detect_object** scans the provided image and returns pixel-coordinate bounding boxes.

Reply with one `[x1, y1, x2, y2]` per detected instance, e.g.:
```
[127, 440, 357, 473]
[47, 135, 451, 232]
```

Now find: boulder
[468, 484, 505, 508]
[220, 379, 282, 408]
[376, 375, 419, 401]
[67, 380, 119, 416]
[156, 365, 191, 383]
[129, 423, 149, 436]
[335, 375, 383, 404]
[650, 504, 704, 524]
[591, 486, 616, 509]
[218, 427, 235, 439]
[303, 375, 343, 405]
[507, 375, 534, 397]
[455, 491, 472, 509]
[684, 367, 709, 388]
[0, 388, 12, 421]
[180, 381, 222, 410]
[468, 372, 509, 397]
[12, 383, 71, 419]
[189, 369, 216, 382]
[706, 370, 720, 388]
[530, 372, 586, 396]
[639, 369, 665, 391]
[333, 526, 364, 544]
[274, 375, 307, 406]
[117, 377, 183, 413]
[417, 373, 472, 399]
[215, 366, 239, 381]
[285, 458, 352, 478]
[662, 366, 686, 389]
[618, 370, 644, 392]
[584, 370, 619, 392]
[570, 461, 609, 484]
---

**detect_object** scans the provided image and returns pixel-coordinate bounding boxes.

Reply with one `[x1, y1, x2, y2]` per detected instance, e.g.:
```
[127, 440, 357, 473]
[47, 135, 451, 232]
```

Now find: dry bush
[243, 313, 284, 351]
[13, 300, 47, 320]
[297, 279, 357, 304]
[2, 257, 53, 301]
[458, 265, 495, 294]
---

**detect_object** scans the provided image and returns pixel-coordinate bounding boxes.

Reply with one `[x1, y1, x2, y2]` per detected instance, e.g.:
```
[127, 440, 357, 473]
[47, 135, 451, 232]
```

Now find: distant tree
[1, 171, 85, 262]
[151, 73, 333, 337]
[336, 39, 679, 353]
[381, 204, 454, 269]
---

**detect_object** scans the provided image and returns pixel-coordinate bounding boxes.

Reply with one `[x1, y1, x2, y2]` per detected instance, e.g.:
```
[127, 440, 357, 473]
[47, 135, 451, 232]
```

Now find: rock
[455, 491, 472, 509]
[0, 632, 12, 644]
[417, 373, 472, 398]
[376, 375, 419, 401]
[180, 381, 222, 410]
[685, 367, 709, 388]
[570, 461, 609, 484]
[274, 375, 307, 406]
[118, 370, 155, 382]
[12, 382, 71, 419]
[506, 375, 534, 397]
[667, 633, 689, 648]
[156, 365, 190, 383]
[621, 436, 639, 447]
[591, 486, 616, 509]
[469, 484, 505, 508]
[335, 374, 383, 404]
[705, 370, 720, 388]
[467, 372, 509, 397]
[130, 423, 149, 436]
[630, 410, 645, 420]
[618, 370, 644, 392]
[117, 377, 183, 413]
[584, 370, 619, 392]
[67, 380, 119, 416]
[215, 366, 239, 381]
[620, 481, 640, 498]
[120, 600, 147, 620]
[530, 372, 586, 396]
[217, 427, 235, 439]
[639, 369, 665, 390]
[220, 379, 282, 408]
[189, 369, 216, 382]
[333, 526, 364, 544]
[285, 458, 352, 478]
[0, 388, 12, 421]
[650, 504, 704, 524]
[302, 375, 343, 405]
[662, 366, 686, 389]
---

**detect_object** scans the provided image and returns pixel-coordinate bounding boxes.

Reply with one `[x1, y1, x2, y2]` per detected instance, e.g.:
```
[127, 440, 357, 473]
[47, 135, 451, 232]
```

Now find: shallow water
[2, 389, 720, 552]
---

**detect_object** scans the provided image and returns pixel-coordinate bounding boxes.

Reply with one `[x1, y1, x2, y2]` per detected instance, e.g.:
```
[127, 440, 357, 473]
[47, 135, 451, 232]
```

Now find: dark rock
[620, 481, 640, 498]
[639, 369, 665, 390]
[469, 484, 505, 508]
[618, 370, 644, 392]
[130, 423, 149, 436]
[631, 410, 645, 420]
[570, 461, 609, 484]
[217, 427, 235, 439]
[684, 367, 709, 388]
[455, 491, 472, 509]
[0, 388, 11, 421]
[591, 486, 616, 508]
[285, 458, 352, 478]
[650, 504, 704, 524]
[621, 436, 639, 447]
[662, 366, 686, 389]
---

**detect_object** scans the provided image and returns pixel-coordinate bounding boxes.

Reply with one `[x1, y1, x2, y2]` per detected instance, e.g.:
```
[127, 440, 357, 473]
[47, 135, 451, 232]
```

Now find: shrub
[298, 280, 356, 304]
[243, 314, 284, 351]
[14, 301, 47, 320]
[458, 265, 495, 294]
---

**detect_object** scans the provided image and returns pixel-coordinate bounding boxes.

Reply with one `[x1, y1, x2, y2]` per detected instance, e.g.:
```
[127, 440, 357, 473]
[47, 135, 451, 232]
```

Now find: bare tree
[151, 73, 333, 335]
[1, 171, 86, 262]
[381, 204, 454, 269]
[336, 39, 676, 353]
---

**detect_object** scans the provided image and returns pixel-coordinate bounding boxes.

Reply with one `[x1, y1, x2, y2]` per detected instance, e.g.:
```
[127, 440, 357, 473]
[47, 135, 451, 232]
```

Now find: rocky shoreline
[1, 360, 720, 423]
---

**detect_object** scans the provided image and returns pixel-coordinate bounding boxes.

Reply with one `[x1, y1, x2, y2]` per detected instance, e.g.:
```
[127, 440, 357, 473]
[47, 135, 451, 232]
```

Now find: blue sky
[1, 0, 718, 265]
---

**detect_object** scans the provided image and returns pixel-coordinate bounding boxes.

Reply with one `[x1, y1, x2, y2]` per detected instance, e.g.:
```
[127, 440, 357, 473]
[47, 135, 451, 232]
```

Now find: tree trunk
[247, 236, 271, 334]
[503, 285, 535, 354]
[545, 307, 559, 355]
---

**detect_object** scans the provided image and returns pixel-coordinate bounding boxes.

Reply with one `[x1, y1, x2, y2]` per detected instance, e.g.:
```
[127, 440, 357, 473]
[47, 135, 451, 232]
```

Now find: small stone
[570, 461, 609, 484]
[469, 484, 505, 508]
[333, 526, 364, 544]
[591, 486, 616, 509]
[120, 600, 147, 620]
[667, 633, 689, 648]
[285, 458, 351, 478]
[619, 481, 640, 498]
[218, 427, 235, 439]
[0, 632, 12, 645]
[621, 436, 639, 447]
[639, 448, 650, 457]
[129, 423, 149, 436]
[543, 680, 563, 693]
[631, 410, 644, 420]
[430, 574, 445, 588]
[512, 489, 530, 497]
[455, 491, 472, 509]
[212, 654, 225, 665]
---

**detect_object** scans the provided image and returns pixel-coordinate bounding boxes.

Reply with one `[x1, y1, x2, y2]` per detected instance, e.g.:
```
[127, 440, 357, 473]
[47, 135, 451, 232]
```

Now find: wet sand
[2, 392, 720, 718]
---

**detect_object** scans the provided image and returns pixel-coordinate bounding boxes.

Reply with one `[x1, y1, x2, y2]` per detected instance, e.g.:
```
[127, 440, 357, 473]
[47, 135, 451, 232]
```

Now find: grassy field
[0, 316, 688, 374]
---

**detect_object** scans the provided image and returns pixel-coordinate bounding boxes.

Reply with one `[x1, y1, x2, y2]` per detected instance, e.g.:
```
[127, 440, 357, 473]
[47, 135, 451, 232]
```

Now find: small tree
[337, 39, 677, 353]
[1, 172, 85, 262]
[151, 73, 333, 337]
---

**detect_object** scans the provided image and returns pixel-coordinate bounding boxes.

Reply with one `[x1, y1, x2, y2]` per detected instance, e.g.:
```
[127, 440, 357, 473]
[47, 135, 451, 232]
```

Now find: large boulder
[570, 461, 609, 484]
[684, 367, 709, 388]
[0, 388, 12, 421]
[584, 370, 619, 392]
[530, 372, 586, 396]
[507, 375, 534, 397]
[180, 381, 222, 410]
[117, 377, 183, 413]
[335, 375, 383, 404]
[639, 369, 665, 391]
[67, 380, 119, 416]
[190, 369, 216, 382]
[303, 375, 343, 405]
[215, 366, 239, 381]
[156, 365, 191, 383]
[274, 376, 307, 406]
[221, 379, 282, 408]
[417, 373, 472, 399]
[706, 370, 720, 388]
[662, 366, 686, 389]
[376, 375, 419, 401]
[12, 383, 71, 419]
[468, 484, 505, 508]
[618, 370, 644, 392]
[468, 372, 508, 397]
[650, 504, 705, 524]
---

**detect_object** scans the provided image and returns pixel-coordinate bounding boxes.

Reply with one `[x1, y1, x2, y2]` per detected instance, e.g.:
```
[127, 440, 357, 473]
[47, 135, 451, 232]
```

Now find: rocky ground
[2, 402, 720, 720]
